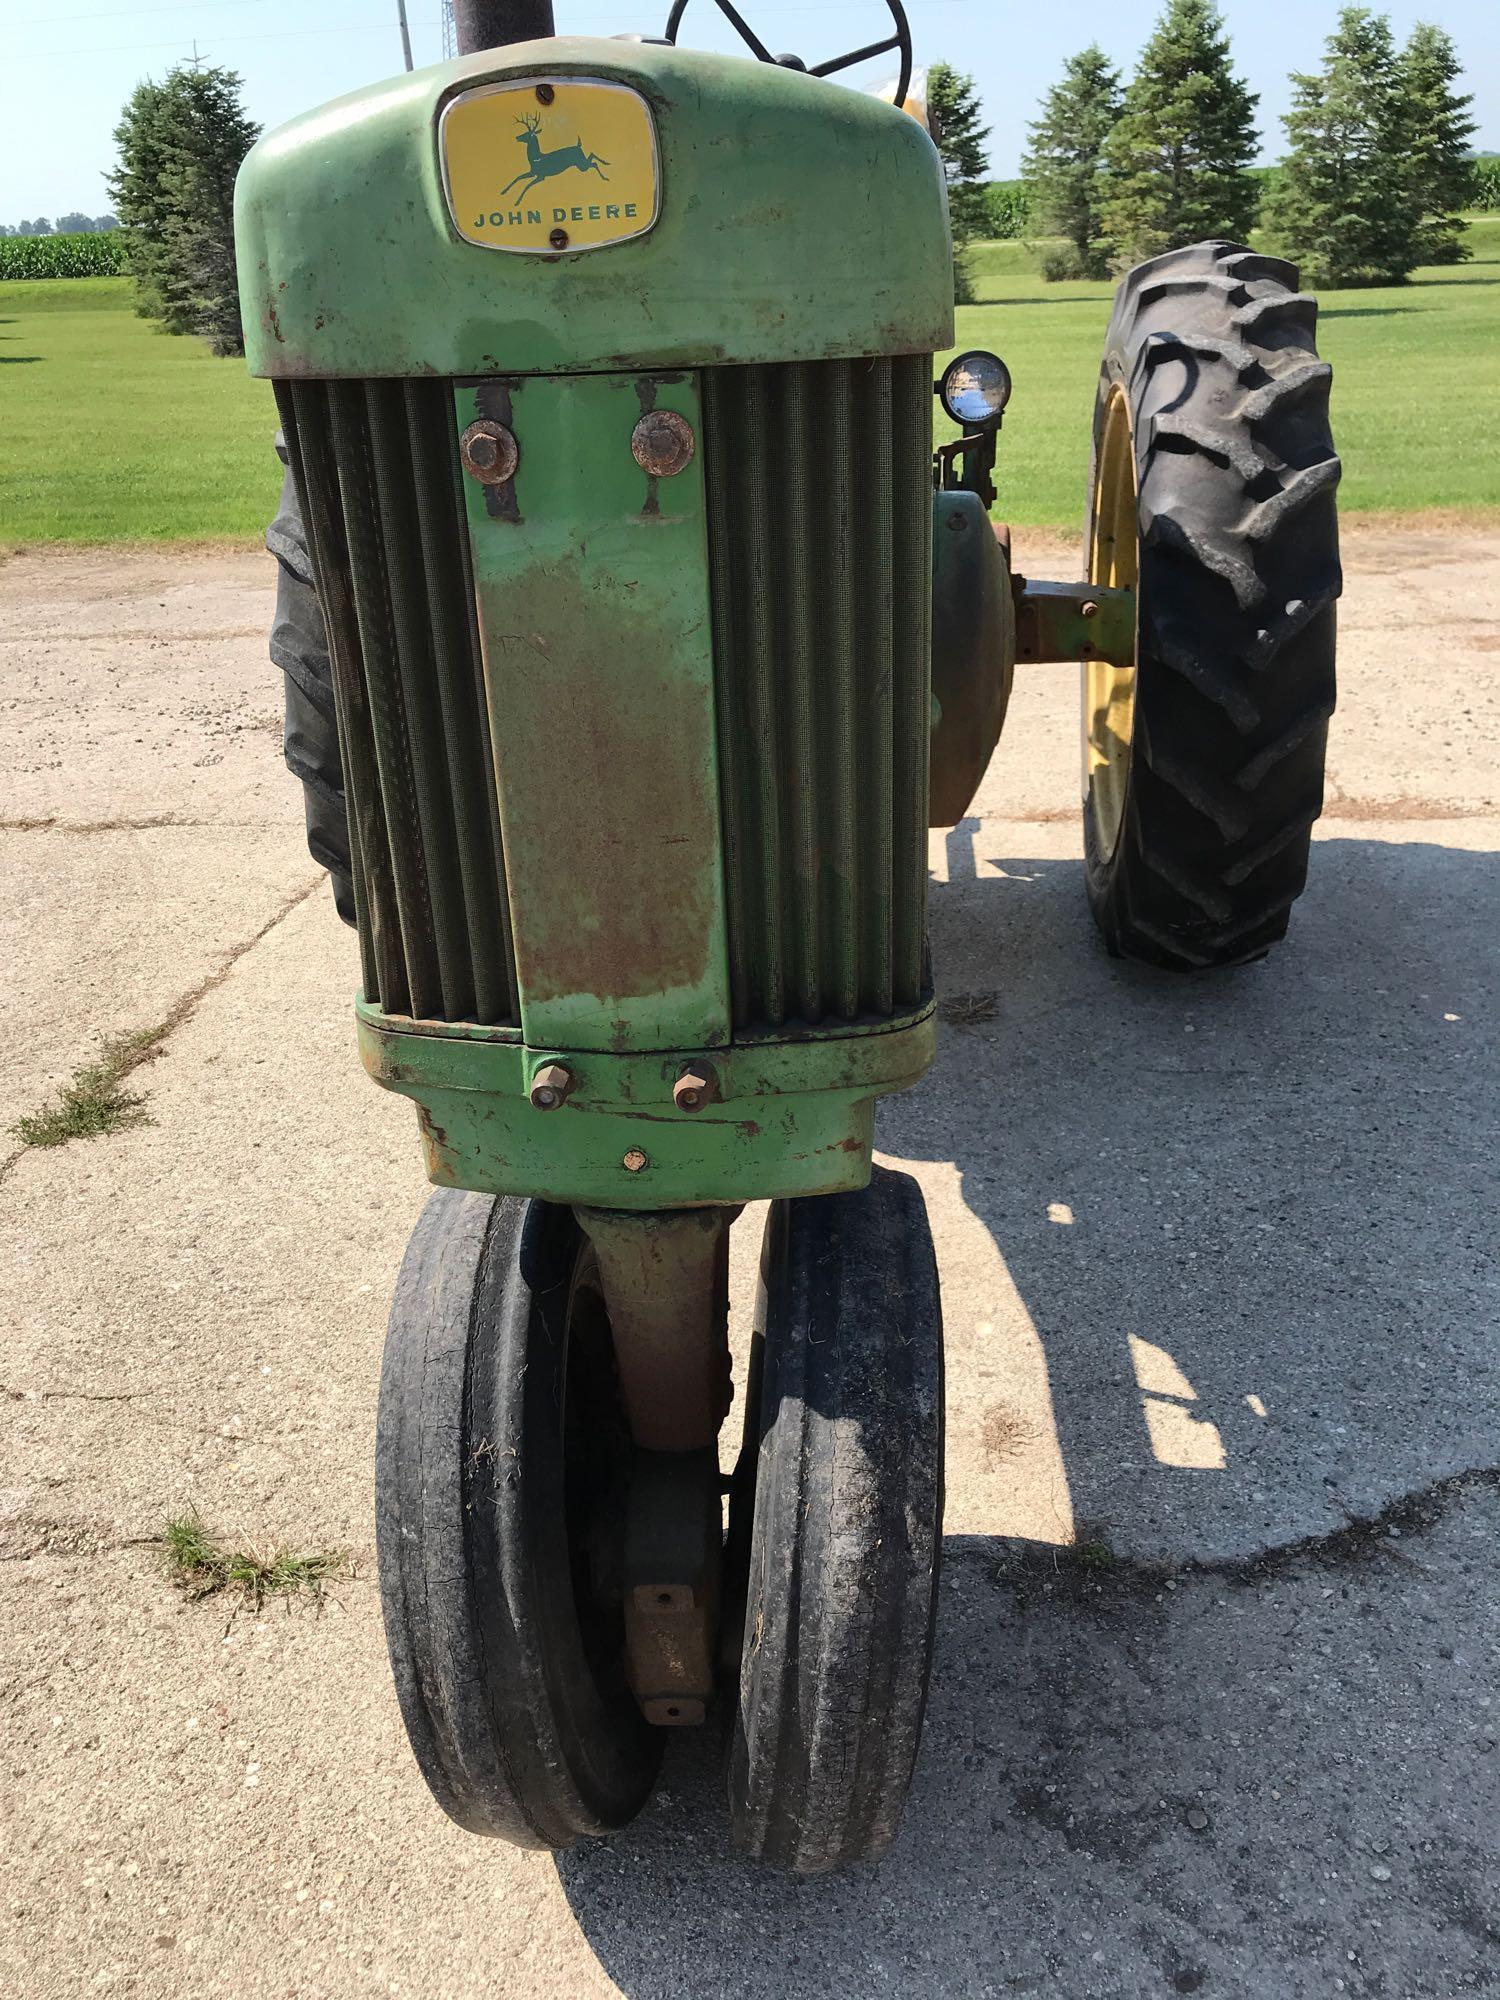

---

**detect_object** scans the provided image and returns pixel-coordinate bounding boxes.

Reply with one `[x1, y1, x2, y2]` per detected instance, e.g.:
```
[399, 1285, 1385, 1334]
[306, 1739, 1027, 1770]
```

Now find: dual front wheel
[375, 1170, 943, 1872]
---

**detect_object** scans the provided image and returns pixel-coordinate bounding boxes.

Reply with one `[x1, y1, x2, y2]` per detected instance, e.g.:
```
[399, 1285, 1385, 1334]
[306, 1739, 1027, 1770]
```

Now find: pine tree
[1021, 47, 1122, 279]
[1266, 9, 1415, 286]
[1397, 22, 1476, 267]
[109, 64, 259, 356]
[1099, 0, 1259, 268]
[927, 62, 991, 305]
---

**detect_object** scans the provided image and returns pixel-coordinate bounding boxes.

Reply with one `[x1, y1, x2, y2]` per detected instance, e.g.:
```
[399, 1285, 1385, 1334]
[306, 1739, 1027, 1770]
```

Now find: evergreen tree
[1099, 0, 1259, 268]
[109, 64, 259, 356]
[1397, 21, 1476, 266]
[1021, 46, 1122, 279]
[1266, 9, 1415, 286]
[927, 61, 991, 305]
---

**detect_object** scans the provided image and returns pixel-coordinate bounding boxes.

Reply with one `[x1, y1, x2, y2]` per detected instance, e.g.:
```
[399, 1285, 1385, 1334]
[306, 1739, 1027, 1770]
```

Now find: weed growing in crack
[937, 990, 1000, 1026]
[162, 1514, 348, 1610]
[7, 879, 325, 1165]
[1068, 1538, 1117, 1574]
[13, 1024, 169, 1148]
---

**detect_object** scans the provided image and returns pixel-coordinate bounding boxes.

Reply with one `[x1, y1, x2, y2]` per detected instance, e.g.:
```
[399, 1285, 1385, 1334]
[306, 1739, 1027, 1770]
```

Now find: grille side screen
[274, 378, 519, 1027]
[702, 355, 933, 1032]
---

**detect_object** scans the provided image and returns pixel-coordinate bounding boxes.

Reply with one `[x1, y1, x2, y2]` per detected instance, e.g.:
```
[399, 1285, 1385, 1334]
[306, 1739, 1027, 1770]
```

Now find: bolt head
[1080, 599, 1100, 619]
[529, 1063, 572, 1111]
[460, 420, 518, 487]
[673, 1065, 716, 1112]
[622, 1148, 648, 1173]
[631, 410, 695, 479]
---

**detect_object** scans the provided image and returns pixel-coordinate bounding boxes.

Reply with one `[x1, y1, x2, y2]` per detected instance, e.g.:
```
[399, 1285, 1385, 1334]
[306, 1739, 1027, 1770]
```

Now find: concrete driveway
[1, 522, 1495, 1997]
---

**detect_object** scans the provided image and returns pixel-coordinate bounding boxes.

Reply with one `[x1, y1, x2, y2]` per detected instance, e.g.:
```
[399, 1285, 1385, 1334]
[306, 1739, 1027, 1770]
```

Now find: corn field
[0, 232, 127, 280]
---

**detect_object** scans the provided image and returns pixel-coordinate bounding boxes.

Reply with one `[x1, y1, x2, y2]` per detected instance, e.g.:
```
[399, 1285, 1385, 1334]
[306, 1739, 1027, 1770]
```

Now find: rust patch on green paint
[416, 1106, 451, 1151]
[485, 577, 717, 1017]
[472, 380, 522, 524]
[462, 369, 729, 1056]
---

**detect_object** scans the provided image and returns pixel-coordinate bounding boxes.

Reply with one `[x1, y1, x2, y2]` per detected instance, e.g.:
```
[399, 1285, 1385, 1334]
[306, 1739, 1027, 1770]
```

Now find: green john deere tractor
[236, 0, 1339, 1872]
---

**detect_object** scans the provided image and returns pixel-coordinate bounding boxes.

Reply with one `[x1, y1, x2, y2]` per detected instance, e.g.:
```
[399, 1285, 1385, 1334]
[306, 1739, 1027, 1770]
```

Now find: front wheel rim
[1084, 384, 1140, 862]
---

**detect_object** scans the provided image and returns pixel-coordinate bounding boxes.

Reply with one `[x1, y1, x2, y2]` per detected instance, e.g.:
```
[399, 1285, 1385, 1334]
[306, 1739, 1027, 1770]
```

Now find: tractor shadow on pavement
[557, 830, 1499, 1997]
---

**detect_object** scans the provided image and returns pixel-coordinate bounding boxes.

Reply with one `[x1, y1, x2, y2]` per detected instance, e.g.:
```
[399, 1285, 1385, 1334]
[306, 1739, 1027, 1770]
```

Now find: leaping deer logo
[500, 113, 609, 201]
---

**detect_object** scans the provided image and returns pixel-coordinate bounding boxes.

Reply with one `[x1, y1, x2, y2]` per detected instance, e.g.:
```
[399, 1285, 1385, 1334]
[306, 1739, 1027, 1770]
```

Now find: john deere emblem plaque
[441, 78, 660, 254]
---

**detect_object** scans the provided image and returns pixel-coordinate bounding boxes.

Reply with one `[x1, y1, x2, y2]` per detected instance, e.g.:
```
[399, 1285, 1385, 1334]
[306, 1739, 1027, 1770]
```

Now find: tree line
[1019, 0, 1476, 285]
[1, 214, 118, 237]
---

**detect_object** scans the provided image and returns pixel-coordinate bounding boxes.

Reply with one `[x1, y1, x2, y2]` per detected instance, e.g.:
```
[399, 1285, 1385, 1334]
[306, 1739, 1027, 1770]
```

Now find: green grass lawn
[948, 217, 1500, 528]
[3, 221, 1498, 545]
[0, 277, 279, 544]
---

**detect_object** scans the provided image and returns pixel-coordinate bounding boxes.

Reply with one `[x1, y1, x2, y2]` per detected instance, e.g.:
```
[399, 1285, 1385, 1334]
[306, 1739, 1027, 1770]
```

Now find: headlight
[938, 350, 1012, 430]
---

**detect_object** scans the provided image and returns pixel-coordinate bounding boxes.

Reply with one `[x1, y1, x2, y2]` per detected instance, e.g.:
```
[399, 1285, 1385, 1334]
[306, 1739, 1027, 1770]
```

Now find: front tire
[726, 1168, 944, 1874]
[1083, 240, 1341, 969]
[375, 1189, 660, 1847]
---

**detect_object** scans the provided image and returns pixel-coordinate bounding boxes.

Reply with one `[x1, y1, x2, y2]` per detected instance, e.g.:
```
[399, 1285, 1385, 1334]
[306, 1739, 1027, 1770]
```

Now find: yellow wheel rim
[1084, 385, 1139, 861]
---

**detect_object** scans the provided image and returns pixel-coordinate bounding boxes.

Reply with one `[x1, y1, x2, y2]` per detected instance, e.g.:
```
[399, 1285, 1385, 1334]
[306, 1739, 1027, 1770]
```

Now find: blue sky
[4, 0, 1496, 220]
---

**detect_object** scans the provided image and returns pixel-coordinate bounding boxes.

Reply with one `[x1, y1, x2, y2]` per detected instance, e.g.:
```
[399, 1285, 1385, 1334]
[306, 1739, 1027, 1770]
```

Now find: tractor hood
[234, 36, 953, 378]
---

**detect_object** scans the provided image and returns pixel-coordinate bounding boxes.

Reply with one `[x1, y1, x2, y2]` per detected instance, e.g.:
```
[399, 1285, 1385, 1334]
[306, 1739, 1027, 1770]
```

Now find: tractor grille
[274, 378, 520, 1026]
[276, 356, 932, 1039]
[702, 356, 933, 1031]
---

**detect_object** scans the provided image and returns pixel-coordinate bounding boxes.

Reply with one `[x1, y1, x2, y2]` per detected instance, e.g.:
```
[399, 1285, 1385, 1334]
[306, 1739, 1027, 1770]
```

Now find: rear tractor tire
[1083, 239, 1341, 970]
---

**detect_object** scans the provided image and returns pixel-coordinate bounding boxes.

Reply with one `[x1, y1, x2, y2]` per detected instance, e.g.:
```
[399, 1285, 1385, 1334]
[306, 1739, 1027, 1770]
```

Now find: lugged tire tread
[1235, 697, 1339, 790]
[1239, 359, 1333, 423]
[1084, 239, 1341, 970]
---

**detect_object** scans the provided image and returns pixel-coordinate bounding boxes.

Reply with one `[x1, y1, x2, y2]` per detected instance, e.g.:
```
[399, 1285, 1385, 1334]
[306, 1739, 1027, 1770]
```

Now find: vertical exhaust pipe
[454, 0, 556, 53]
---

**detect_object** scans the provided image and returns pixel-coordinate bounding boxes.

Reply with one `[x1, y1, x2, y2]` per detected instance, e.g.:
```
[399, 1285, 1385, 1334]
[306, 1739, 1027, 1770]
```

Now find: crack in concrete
[1319, 795, 1498, 823]
[3, 1381, 288, 1452]
[973, 799, 1498, 828]
[1, 871, 325, 1186]
[1, 815, 290, 834]
[956, 1465, 1500, 1594]
[0, 1526, 161, 1566]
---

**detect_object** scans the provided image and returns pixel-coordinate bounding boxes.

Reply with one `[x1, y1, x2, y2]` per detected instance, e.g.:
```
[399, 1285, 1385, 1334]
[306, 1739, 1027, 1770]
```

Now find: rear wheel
[726, 1167, 944, 1874]
[1083, 239, 1341, 969]
[375, 1189, 660, 1847]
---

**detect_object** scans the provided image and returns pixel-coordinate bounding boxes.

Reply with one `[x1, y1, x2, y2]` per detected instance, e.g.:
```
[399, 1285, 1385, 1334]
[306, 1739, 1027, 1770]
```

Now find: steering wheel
[664, 0, 913, 114]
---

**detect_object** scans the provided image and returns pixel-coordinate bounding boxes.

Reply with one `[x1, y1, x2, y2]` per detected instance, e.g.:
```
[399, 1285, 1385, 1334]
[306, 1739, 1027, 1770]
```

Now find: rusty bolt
[535, 82, 555, 105]
[460, 420, 518, 487]
[1080, 599, 1100, 619]
[622, 1148, 649, 1173]
[630, 409, 696, 479]
[528, 1063, 573, 1111]
[673, 1064, 717, 1112]
[549, 227, 569, 250]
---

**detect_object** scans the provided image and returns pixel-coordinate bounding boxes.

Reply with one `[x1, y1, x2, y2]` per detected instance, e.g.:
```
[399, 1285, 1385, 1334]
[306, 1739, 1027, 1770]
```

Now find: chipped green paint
[234, 36, 953, 379]
[356, 996, 935, 1208]
[461, 369, 728, 1055]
